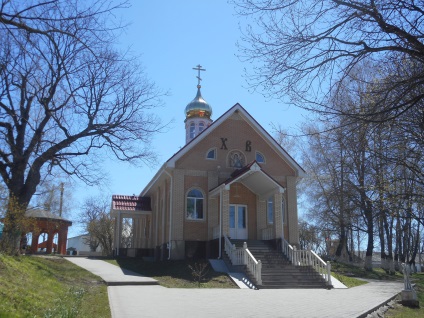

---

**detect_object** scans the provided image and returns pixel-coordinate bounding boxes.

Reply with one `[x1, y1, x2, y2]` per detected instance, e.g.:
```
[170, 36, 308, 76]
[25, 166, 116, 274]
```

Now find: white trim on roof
[168, 103, 306, 177]
[141, 103, 306, 196]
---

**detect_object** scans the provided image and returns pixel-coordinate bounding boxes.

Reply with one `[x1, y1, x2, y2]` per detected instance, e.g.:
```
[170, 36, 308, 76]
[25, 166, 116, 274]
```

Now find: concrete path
[209, 259, 255, 289]
[108, 281, 402, 318]
[66, 257, 403, 318]
[64, 257, 158, 286]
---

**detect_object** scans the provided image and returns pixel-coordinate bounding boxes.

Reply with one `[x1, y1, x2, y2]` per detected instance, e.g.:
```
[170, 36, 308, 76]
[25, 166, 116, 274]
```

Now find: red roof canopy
[111, 195, 151, 211]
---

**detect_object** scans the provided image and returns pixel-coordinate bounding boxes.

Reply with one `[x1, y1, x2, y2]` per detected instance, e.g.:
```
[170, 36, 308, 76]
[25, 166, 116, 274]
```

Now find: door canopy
[210, 161, 285, 197]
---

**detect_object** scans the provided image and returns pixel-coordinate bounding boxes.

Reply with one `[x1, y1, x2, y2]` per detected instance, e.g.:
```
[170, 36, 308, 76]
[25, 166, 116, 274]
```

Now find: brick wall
[287, 176, 299, 245]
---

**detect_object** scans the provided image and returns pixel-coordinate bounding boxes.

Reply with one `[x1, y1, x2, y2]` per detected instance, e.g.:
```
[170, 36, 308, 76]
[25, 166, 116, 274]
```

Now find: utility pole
[59, 183, 64, 217]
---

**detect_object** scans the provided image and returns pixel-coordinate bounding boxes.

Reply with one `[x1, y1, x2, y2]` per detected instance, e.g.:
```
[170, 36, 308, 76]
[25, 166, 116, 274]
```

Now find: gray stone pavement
[65, 257, 403, 318]
[64, 257, 158, 286]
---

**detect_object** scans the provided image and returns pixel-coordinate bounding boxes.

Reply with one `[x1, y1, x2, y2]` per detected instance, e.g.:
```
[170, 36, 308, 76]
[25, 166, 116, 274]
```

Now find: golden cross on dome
[192, 64, 206, 86]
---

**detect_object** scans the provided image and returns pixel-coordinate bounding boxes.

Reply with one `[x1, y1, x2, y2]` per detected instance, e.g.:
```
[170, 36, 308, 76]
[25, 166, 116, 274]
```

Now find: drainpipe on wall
[219, 187, 223, 259]
[164, 170, 173, 260]
[155, 189, 159, 249]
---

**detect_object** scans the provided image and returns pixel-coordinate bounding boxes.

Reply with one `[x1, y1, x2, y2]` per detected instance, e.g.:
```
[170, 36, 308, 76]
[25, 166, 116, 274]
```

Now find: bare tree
[32, 179, 73, 217]
[0, 1, 162, 252]
[233, 0, 424, 123]
[79, 196, 114, 256]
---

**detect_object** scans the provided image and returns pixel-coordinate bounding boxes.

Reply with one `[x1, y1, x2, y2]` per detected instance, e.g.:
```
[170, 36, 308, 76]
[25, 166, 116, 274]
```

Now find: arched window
[206, 148, 216, 160]
[267, 196, 274, 224]
[189, 122, 196, 139]
[256, 151, 265, 163]
[199, 122, 205, 133]
[186, 189, 204, 220]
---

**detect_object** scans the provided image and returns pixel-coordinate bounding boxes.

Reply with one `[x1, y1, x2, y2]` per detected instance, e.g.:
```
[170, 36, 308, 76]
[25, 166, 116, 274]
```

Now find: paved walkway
[65, 257, 403, 318]
[64, 257, 158, 286]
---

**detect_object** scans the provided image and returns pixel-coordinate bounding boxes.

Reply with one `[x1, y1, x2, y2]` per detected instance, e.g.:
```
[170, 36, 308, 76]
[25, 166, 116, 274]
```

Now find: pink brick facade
[112, 104, 305, 259]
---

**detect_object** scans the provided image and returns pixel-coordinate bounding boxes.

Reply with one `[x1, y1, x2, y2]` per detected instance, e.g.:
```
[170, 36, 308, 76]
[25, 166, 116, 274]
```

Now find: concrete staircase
[229, 239, 329, 289]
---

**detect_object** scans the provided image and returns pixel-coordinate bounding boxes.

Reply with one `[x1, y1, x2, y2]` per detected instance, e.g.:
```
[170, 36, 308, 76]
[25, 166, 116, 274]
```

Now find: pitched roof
[111, 195, 151, 211]
[142, 103, 306, 195]
[210, 161, 284, 197]
[169, 103, 304, 171]
[25, 209, 72, 225]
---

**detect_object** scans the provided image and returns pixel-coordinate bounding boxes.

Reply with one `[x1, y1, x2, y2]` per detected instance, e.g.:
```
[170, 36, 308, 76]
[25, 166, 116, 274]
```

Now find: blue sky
[69, 1, 306, 236]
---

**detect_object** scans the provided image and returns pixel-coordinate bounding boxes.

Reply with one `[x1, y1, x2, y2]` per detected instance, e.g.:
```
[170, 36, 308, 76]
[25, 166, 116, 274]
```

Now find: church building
[111, 66, 306, 260]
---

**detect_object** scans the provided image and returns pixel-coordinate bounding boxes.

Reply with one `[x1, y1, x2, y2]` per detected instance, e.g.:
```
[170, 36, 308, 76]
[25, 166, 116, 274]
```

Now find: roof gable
[141, 103, 305, 196]
[168, 103, 305, 176]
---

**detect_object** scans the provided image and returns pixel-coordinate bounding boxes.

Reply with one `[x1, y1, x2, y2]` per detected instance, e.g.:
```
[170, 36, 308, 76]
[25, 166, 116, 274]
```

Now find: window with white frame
[186, 188, 204, 220]
[199, 122, 205, 133]
[267, 196, 274, 224]
[206, 148, 216, 160]
[256, 151, 265, 163]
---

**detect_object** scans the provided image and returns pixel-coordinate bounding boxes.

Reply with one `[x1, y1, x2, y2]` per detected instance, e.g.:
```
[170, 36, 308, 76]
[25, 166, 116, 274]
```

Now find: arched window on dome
[189, 122, 196, 139]
[199, 122, 205, 133]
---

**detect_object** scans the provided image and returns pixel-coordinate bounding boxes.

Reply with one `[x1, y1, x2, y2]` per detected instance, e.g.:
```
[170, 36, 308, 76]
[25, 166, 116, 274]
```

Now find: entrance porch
[209, 162, 287, 254]
[111, 195, 153, 257]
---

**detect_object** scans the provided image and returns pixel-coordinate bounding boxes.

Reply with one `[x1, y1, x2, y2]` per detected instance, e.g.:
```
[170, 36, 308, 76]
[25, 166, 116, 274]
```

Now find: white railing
[261, 227, 273, 240]
[281, 238, 332, 287]
[282, 238, 295, 262]
[212, 225, 220, 239]
[223, 236, 262, 285]
[224, 235, 244, 265]
[243, 242, 262, 285]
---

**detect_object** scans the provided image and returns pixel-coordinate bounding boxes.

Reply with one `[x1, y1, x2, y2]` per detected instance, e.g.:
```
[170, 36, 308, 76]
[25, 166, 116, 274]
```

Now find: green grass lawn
[330, 261, 423, 316]
[385, 272, 424, 317]
[0, 254, 110, 318]
[331, 261, 403, 280]
[1, 252, 423, 317]
[105, 258, 237, 288]
[330, 261, 403, 288]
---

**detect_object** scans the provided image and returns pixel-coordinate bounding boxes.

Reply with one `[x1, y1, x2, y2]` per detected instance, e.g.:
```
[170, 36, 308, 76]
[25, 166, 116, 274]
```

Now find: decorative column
[286, 176, 299, 245]
[46, 230, 54, 254]
[222, 186, 230, 236]
[31, 233, 39, 254]
[57, 225, 68, 255]
[274, 192, 283, 238]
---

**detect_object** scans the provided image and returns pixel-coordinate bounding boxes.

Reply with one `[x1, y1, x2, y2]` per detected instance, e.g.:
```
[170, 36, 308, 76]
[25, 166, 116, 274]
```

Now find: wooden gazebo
[23, 209, 72, 255]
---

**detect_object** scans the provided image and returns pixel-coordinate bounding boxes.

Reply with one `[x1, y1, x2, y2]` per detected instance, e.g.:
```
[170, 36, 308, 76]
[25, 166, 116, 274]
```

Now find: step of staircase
[226, 239, 329, 289]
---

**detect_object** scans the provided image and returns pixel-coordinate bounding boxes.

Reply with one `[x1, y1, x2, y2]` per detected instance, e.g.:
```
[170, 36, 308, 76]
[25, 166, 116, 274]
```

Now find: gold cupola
[184, 84, 212, 121]
[185, 65, 213, 144]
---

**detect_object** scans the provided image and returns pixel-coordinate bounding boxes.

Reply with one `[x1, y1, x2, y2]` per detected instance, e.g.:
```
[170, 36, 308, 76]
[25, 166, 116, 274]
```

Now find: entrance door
[229, 205, 248, 240]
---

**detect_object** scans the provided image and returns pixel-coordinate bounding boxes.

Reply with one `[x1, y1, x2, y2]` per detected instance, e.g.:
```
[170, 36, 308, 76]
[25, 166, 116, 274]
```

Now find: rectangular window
[187, 198, 195, 219]
[196, 198, 204, 219]
[267, 197, 274, 224]
[229, 206, 235, 228]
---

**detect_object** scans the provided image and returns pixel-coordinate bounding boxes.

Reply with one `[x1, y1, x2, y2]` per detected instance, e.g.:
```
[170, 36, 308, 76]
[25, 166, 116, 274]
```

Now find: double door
[229, 204, 247, 240]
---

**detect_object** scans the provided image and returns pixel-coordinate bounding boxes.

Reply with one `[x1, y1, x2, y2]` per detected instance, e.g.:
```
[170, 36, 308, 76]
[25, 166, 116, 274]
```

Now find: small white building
[67, 234, 102, 256]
